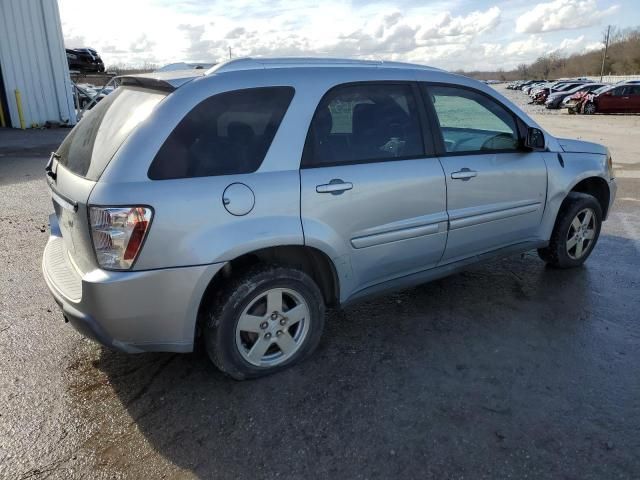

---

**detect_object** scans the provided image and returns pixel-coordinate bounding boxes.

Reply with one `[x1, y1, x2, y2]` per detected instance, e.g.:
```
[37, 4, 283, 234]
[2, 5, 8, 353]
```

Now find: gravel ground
[1, 94, 640, 480]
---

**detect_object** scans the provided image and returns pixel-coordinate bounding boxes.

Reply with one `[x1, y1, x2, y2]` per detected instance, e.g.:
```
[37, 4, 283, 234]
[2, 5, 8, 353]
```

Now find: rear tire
[537, 192, 602, 268]
[203, 265, 325, 380]
[583, 101, 596, 114]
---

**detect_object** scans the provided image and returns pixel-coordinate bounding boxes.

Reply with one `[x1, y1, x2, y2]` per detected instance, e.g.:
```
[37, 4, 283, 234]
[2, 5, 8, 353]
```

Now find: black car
[66, 48, 105, 73]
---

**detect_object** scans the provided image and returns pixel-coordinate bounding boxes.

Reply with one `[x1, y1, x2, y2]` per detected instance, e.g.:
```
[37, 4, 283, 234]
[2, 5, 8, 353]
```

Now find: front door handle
[451, 168, 477, 181]
[316, 179, 353, 194]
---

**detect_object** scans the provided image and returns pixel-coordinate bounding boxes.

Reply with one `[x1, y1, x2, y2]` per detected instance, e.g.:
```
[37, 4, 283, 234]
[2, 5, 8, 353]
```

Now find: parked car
[518, 80, 544, 91]
[532, 81, 586, 104]
[42, 58, 616, 379]
[71, 83, 109, 110]
[564, 85, 611, 112]
[580, 84, 640, 114]
[546, 83, 605, 109]
[66, 48, 105, 73]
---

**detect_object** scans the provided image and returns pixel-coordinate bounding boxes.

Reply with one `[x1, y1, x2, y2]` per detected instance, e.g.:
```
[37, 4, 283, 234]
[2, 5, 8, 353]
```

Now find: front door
[300, 82, 448, 297]
[626, 85, 640, 112]
[424, 85, 547, 264]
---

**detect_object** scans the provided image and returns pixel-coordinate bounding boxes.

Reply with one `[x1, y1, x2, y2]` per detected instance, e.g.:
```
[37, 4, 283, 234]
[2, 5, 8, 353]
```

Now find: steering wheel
[481, 133, 516, 150]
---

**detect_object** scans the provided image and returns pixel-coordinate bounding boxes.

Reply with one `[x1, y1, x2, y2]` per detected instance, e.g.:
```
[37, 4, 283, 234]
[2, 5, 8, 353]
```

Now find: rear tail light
[89, 206, 152, 270]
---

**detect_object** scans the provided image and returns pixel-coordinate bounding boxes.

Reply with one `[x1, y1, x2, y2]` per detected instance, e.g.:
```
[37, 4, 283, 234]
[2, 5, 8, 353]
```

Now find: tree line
[464, 26, 640, 81]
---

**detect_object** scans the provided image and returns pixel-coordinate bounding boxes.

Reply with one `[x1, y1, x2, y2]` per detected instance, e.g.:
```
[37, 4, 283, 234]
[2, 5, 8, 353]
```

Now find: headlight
[89, 206, 152, 270]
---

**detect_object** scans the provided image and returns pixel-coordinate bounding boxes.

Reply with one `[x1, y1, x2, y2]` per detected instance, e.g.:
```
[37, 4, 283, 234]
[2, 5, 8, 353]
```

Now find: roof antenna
[229, 46, 232, 59]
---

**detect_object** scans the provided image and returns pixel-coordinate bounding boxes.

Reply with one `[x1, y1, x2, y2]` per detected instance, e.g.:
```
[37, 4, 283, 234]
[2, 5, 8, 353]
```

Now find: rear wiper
[45, 152, 60, 180]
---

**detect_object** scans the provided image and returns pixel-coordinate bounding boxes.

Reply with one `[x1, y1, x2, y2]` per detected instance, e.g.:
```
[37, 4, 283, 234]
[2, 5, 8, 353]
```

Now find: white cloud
[420, 6, 501, 39]
[515, 0, 619, 34]
[57, 0, 615, 72]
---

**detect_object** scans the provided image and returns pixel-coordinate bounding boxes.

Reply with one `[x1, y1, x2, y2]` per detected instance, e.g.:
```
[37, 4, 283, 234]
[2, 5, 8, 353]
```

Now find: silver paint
[42, 58, 617, 352]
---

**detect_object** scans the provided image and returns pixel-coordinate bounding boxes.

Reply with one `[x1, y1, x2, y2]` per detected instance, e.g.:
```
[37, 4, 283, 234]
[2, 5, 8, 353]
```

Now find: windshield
[56, 87, 167, 180]
[594, 85, 614, 95]
[566, 84, 593, 94]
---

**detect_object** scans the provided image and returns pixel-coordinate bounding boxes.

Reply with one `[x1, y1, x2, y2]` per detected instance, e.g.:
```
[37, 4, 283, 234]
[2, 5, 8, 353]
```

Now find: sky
[58, 0, 640, 71]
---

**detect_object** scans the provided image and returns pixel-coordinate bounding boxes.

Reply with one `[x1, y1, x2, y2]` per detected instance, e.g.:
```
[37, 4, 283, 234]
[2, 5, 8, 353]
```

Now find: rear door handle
[316, 180, 353, 194]
[451, 168, 477, 181]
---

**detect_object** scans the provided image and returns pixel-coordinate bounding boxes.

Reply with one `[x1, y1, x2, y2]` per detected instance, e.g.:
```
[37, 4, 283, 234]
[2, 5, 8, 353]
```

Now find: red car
[581, 84, 640, 114]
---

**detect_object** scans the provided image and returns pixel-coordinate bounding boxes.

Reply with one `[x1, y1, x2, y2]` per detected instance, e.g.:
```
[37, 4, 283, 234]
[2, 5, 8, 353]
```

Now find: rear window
[148, 87, 294, 180]
[56, 87, 167, 180]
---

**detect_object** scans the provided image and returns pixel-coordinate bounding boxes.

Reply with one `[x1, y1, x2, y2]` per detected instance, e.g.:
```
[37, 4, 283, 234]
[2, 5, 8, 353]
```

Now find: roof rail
[205, 57, 442, 75]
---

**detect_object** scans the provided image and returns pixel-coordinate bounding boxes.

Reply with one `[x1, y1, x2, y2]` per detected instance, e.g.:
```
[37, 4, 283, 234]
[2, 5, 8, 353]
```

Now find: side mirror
[525, 127, 545, 150]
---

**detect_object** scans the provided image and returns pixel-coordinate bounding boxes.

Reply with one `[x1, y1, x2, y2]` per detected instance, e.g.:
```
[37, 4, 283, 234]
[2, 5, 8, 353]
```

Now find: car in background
[565, 85, 610, 113]
[533, 81, 586, 101]
[66, 48, 105, 73]
[546, 83, 606, 109]
[578, 84, 640, 114]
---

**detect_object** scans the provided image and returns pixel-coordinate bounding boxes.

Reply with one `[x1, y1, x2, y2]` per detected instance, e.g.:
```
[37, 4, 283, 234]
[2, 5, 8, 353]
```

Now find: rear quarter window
[148, 87, 295, 180]
[56, 87, 167, 180]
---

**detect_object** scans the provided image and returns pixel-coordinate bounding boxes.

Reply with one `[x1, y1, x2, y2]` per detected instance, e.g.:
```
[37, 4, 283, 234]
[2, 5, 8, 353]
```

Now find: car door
[423, 84, 547, 264]
[300, 82, 448, 295]
[627, 85, 640, 113]
[598, 86, 627, 112]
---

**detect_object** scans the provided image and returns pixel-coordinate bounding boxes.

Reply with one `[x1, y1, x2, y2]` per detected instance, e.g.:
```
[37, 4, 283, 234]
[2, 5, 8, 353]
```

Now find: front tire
[537, 192, 602, 268]
[204, 266, 325, 380]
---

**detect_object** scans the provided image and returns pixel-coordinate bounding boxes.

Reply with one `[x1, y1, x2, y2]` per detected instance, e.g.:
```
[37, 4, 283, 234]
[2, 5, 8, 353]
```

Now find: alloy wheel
[566, 208, 597, 260]
[235, 288, 310, 367]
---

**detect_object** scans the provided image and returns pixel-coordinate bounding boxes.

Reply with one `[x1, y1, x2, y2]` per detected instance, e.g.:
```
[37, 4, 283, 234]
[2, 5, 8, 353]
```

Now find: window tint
[57, 87, 166, 180]
[149, 87, 294, 179]
[302, 83, 425, 167]
[429, 86, 519, 153]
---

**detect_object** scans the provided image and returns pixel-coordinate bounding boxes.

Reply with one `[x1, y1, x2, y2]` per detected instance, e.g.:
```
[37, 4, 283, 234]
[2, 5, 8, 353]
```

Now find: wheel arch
[194, 245, 340, 346]
[569, 176, 610, 218]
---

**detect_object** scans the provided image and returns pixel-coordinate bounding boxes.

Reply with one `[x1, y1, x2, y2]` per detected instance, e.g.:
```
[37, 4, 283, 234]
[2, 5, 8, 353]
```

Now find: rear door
[423, 84, 547, 264]
[300, 82, 448, 295]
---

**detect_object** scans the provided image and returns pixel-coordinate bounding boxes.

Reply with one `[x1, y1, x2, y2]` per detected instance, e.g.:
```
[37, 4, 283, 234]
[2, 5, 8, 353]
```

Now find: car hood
[557, 137, 608, 155]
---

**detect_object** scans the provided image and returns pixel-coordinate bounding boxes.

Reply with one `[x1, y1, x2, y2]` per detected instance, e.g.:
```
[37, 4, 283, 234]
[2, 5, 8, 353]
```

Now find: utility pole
[600, 25, 611, 82]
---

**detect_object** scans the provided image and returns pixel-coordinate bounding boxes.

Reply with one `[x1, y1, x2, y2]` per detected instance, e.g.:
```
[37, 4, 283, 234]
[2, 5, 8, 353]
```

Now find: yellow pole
[14, 89, 25, 129]
[0, 100, 6, 128]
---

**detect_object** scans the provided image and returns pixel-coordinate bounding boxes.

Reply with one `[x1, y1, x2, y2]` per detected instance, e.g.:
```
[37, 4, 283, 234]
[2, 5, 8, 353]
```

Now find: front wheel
[538, 192, 602, 268]
[204, 266, 325, 380]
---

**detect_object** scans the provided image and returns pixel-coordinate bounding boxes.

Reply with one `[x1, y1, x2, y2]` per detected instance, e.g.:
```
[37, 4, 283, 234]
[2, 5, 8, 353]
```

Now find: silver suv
[43, 58, 616, 379]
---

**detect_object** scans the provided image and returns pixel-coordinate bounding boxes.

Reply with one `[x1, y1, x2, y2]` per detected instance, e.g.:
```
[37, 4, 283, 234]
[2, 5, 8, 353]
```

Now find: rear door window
[148, 87, 294, 179]
[56, 87, 167, 180]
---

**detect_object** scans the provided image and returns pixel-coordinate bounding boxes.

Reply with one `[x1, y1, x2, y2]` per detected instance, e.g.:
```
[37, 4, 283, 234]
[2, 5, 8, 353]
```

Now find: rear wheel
[538, 193, 602, 268]
[583, 101, 597, 114]
[204, 266, 325, 380]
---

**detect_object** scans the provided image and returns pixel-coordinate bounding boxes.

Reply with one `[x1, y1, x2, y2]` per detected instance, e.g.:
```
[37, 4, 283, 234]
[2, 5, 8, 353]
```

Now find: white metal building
[0, 0, 76, 129]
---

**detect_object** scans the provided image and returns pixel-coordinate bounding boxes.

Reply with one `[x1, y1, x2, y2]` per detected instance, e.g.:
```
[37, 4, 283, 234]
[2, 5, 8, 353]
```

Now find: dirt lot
[1, 90, 639, 479]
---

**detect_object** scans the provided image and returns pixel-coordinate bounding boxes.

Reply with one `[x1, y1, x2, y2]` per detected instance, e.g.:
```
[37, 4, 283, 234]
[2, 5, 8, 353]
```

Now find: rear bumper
[42, 229, 225, 353]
